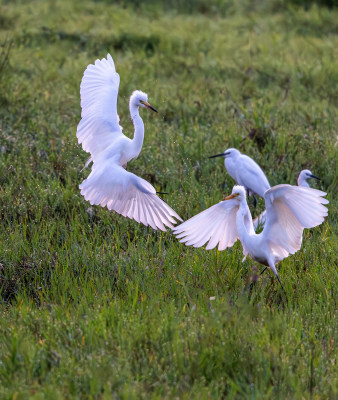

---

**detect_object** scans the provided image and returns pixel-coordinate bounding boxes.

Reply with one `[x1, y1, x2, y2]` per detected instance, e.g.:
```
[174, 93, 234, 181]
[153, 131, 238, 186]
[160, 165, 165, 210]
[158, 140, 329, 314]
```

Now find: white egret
[253, 169, 321, 229]
[209, 148, 270, 202]
[297, 169, 321, 187]
[77, 54, 182, 230]
[173, 184, 328, 285]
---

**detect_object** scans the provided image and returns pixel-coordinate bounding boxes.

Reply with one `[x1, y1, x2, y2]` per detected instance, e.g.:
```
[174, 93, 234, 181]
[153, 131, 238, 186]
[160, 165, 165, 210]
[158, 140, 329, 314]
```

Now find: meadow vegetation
[0, 0, 337, 398]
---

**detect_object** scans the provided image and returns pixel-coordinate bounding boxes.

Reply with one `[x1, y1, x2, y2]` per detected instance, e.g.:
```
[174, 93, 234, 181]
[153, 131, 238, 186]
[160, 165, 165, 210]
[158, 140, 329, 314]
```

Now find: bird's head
[298, 169, 321, 183]
[130, 90, 157, 112]
[224, 185, 246, 202]
[303, 169, 320, 180]
[209, 148, 240, 159]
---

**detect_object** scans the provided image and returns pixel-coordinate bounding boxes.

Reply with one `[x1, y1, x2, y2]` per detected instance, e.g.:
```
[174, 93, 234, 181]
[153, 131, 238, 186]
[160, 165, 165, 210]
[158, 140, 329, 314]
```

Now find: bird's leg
[246, 189, 258, 208]
[269, 262, 287, 296]
[265, 261, 287, 298]
[248, 279, 254, 298]
[275, 274, 287, 296]
[253, 195, 257, 208]
[249, 265, 279, 298]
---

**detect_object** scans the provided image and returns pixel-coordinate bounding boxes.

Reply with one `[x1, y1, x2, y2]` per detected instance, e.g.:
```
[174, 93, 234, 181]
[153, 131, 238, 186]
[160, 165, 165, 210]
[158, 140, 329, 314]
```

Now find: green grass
[0, 0, 337, 398]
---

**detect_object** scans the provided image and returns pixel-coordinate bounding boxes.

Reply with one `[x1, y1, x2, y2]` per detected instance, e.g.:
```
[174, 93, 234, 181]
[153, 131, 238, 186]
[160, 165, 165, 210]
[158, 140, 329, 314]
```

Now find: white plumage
[253, 169, 321, 229]
[297, 169, 321, 188]
[210, 148, 270, 198]
[77, 54, 182, 230]
[173, 185, 328, 280]
[77, 55, 123, 160]
[174, 198, 253, 252]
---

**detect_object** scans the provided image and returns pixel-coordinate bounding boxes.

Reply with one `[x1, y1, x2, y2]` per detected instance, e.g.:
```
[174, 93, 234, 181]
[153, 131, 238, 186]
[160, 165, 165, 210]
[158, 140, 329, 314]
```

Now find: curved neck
[236, 200, 253, 243]
[298, 176, 309, 187]
[129, 103, 144, 160]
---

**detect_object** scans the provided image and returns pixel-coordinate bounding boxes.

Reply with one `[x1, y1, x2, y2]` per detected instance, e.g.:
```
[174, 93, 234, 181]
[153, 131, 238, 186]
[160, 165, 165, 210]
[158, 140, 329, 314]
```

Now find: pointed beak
[309, 174, 321, 180]
[141, 101, 158, 113]
[224, 193, 239, 201]
[209, 153, 225, 159]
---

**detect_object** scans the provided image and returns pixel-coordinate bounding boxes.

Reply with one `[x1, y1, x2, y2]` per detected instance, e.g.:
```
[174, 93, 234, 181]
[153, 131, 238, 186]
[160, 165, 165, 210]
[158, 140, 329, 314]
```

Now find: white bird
[77, 54, 182, 231]
[253, 169, 321, 229]
[173, 184, 328, 284]
[297, 169, 321, 187]
[209, 148, 270, 200]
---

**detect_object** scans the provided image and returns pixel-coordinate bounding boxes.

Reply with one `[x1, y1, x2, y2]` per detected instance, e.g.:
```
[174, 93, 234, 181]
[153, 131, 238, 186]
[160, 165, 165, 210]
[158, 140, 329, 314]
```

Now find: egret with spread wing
[209, 148, 270, 201]
[253, 169, 322, 229]
[77, 54, 182, 230]
[173, 185, 328, 284]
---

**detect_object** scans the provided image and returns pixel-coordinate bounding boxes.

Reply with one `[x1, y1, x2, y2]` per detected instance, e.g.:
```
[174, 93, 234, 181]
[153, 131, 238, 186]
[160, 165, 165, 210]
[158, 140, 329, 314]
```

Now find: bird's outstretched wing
[263, 184, 328, 260]
[79, 160, 182, 231]
[173, 199, 242, 251]
[77, 54, 124, 160]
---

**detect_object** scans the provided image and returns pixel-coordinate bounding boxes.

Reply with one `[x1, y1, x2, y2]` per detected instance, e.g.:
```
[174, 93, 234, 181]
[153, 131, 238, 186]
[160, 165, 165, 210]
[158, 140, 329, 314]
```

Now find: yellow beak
[224, 193, 239, 201]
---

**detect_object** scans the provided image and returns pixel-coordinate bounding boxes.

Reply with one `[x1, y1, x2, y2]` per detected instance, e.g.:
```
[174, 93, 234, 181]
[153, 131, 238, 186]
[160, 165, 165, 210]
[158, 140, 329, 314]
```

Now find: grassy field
[0, 0, 337, 398]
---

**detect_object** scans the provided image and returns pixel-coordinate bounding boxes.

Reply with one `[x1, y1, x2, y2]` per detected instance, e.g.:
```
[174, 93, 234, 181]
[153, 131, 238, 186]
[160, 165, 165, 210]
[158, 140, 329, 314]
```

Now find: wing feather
[148, 196, 173, 228]
[263, 184, 328, 261]
[126, 196, 137, 221]
[77, 54, 124, 160]
[173, 199, 240, 251]
[79, 160, 181, 231]
[142, 199, 158, 230]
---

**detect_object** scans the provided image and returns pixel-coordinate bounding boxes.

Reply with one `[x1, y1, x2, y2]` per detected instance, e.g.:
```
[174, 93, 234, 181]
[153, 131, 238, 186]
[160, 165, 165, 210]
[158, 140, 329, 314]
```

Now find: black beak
[147, 104, 158, 113]
[309, 174, 321, 180]
[209, 153, 225, 159]
[142, 101, 158, 113]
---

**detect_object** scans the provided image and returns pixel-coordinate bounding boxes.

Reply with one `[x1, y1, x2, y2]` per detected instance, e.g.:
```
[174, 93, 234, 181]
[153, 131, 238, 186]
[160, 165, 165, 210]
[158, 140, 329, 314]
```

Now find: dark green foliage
[0, 0, 337, 398]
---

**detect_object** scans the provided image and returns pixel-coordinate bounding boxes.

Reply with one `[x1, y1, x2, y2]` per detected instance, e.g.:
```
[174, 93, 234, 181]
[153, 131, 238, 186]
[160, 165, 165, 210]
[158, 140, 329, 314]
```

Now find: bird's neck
[129, 103, 144, 160]
[298, 176, 309, 187]
[236, 200, 253, 243]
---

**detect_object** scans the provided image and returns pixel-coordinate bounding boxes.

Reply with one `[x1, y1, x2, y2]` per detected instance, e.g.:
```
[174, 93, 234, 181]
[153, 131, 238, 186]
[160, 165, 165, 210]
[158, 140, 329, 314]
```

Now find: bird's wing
[173, 200, 240, 251]
[77, 54, 124, 160]
[79, 159, 182, 231]
[236, 155, 270, 197]
[263, 184, 328, 260]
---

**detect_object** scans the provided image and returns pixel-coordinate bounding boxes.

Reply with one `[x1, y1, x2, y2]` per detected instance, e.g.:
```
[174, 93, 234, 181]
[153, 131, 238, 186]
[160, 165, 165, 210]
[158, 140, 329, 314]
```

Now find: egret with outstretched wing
[253, 169, 322, 229]
[173, 185, 328, 284]
[77, 54, 182, 230]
